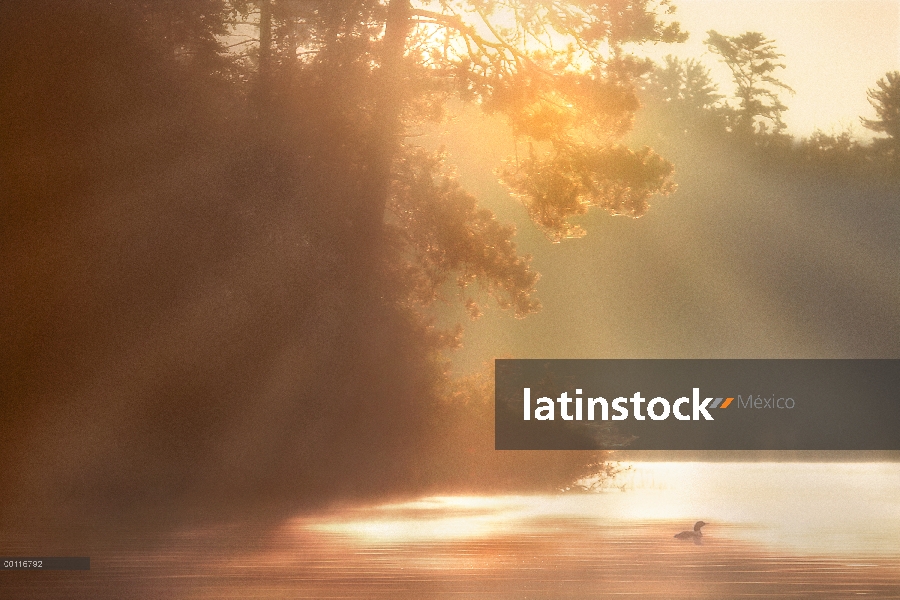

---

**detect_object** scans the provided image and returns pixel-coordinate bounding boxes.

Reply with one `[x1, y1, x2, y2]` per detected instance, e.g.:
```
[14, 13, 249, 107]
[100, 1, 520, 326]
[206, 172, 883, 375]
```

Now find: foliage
[862, 70, 900, 156]
[634, 55, 726, 145]
[500, 142, 676, 240]
[1, 0, 695, 527]
[224, 1, 685, 241]
[643, 55, 722, 112]
[795, 128, 865, 173]
[705, 30, 793, 136]
[388, 148, 540, 318]
[408, 1, 685, 238]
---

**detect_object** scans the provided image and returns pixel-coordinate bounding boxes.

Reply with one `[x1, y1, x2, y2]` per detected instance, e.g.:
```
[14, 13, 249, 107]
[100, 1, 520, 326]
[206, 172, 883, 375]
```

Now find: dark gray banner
[495, 360, 900, 450]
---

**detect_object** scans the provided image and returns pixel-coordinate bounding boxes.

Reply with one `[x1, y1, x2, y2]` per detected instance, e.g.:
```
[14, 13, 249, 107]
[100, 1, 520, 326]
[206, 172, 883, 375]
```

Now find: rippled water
[4, 463, 900, 598]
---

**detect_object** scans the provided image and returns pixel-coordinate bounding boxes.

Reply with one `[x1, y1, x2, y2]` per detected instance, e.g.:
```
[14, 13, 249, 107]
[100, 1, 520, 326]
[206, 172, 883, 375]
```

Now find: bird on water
[674, 521, 707, 540]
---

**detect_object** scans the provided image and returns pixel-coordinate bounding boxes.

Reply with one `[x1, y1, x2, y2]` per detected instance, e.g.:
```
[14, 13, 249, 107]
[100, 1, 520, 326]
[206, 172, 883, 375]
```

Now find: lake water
[4, 462, 900, 598]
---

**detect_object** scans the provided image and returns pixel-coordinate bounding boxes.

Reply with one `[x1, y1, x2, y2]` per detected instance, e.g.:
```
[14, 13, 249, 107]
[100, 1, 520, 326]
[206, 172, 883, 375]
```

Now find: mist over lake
[5, 462, 899, 598]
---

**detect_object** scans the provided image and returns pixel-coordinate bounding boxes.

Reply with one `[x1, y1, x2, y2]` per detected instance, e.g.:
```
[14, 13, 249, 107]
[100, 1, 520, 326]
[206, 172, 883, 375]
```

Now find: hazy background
[426, 105, 900, 370]
[654, 0, 899, 137]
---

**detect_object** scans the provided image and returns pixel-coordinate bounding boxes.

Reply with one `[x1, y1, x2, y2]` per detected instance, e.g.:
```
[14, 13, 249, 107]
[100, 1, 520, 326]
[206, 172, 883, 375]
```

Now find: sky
[652, 0, 899, 137]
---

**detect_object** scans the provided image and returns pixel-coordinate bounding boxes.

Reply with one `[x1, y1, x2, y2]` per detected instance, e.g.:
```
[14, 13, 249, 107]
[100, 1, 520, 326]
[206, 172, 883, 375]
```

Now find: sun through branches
[404, 1, 686, 240]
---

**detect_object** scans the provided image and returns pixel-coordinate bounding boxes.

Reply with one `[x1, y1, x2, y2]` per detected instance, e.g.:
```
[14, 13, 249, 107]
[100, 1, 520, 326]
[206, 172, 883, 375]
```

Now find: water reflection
[3, 463, 899, 599]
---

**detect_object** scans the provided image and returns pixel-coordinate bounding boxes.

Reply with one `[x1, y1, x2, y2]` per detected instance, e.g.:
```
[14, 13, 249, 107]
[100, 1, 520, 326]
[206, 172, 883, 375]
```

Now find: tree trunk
[258, 0, 272, 107]
[351, 0, 412, 282]
[314, 0, 416, 482]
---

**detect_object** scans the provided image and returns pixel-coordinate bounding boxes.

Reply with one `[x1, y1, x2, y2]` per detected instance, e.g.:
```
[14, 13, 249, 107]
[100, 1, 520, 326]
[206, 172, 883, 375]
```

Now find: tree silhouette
[862, 70, 900, 156]
[1, 0, 689, 527]
[705, 30, 793, 136]
[644, 56, 722, 111]
[637, 55, 725, 140]
[230, 1, 686, 244]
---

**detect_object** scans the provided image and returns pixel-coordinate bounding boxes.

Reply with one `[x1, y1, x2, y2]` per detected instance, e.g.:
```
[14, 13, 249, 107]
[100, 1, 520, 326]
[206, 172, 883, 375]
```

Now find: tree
[259, 0, 688, 488]
[229, 1, 685, 244]
[219, 1, 688, 391]
[644, 55, 722, 111]
[403, 1, 686, 241]
[862, 70, 900, 156]
[796, 128, 863, 172]
[1, 1, 690, 527]
[705, 30, 793, 136]
[637, 55, 725, 140]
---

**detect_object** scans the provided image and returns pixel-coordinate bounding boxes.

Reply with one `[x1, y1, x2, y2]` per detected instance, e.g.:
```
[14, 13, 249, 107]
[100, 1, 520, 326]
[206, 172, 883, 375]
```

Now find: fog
[430, 108, 900, 367]
[2, 1, 899, 543]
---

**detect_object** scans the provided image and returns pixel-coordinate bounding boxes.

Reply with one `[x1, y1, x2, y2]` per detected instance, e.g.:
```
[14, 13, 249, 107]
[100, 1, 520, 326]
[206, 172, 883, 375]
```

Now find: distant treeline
[634, 35, 900, 178]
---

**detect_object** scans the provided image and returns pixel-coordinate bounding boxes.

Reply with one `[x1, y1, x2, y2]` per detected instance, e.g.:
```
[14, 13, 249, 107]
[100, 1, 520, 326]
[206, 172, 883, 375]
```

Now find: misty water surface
[4, 462, 899, 599]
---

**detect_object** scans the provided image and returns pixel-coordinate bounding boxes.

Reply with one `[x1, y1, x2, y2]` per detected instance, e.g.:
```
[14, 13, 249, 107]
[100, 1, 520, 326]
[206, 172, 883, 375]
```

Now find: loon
[674, 521, 707, 540]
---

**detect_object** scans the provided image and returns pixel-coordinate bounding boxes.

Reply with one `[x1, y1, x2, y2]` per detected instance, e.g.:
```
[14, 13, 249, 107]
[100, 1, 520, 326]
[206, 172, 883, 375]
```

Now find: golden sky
[659, 0, 899, 137]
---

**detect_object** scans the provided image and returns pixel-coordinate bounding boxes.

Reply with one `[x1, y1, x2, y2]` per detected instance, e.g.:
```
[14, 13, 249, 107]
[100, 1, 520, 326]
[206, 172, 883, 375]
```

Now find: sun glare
[303, 496, 535, 541]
